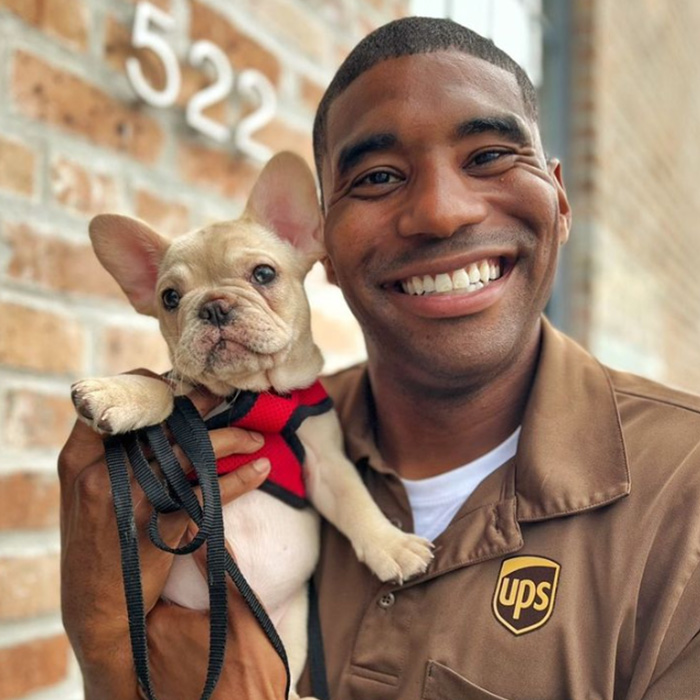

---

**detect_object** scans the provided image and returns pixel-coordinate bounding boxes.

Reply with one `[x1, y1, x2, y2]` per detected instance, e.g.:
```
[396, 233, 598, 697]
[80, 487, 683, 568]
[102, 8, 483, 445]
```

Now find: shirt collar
[323, 317, 631, 523]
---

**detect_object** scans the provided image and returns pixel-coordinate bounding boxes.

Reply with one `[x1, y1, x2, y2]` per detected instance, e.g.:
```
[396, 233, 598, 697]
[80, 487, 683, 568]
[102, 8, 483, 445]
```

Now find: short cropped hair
[313, 16, 539, 183]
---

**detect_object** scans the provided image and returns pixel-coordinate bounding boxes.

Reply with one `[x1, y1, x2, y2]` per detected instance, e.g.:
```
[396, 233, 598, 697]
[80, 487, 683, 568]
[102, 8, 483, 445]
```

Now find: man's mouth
[397, 256, 504, 296]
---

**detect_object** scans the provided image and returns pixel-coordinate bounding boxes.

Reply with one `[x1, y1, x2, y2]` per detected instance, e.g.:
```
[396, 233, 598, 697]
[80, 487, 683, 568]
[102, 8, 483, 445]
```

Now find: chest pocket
[422, 661, 514, 700]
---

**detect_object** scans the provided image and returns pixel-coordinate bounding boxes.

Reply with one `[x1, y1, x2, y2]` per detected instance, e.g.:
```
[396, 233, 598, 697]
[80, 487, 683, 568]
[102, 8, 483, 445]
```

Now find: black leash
[307, 578, 330, 700]
[104, 395, 295, 700]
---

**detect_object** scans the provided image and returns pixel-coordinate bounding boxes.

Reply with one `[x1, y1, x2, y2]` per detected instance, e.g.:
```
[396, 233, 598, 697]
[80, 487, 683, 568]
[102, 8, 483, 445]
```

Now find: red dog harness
[202, 380, 333, 508]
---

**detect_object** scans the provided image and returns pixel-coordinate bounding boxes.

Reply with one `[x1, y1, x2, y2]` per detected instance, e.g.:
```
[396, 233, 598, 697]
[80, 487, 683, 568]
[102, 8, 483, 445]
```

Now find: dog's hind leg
[276, 583, 318, 700]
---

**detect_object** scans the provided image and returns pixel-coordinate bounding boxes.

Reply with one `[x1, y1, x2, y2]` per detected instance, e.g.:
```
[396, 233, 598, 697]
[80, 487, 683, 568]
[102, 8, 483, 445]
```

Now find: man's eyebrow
[336, 133, 398, 177]
[455, 116, 531, 146]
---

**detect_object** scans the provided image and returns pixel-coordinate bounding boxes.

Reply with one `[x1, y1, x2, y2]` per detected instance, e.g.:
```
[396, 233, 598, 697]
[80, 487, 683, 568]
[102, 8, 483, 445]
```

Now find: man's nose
[396, 163, 488, 239]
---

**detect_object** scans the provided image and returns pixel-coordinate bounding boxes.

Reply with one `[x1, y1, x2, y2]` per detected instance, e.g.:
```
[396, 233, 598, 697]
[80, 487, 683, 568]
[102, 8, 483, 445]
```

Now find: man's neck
[367, 329, 541, 481]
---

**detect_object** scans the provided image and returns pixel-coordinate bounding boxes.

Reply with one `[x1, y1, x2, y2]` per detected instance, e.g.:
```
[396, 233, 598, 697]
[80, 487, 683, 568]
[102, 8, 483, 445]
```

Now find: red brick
[0, 473, 61, 530]
[0, 302, 85, 375]
[135, 189, 190, 239]
[5, 222, 125, 300]
[254, 119, 314, 168]
[248, 0, 329, 63]
[50, 156, 120, 216]
[0, 135, 36, 197]
[104, 14, 167, 92]
[0, 0, 88, 49]
[300, 76, 325, 115]
[3, 388, 76, 450]
[190, 1, 281, 86]
[0, 554, 61, 621]
[121, 0, 170, 9]
[0, 634, 70, 699]
[100, 325, 171, 375]
[12, 50, 164, 164]
[0, 0, 36, 22]
[178, 140, 260, 198]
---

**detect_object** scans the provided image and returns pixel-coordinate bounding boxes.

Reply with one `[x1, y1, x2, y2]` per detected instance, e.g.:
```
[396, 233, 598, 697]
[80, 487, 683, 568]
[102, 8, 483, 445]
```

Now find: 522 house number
[126, 1, 276, 161]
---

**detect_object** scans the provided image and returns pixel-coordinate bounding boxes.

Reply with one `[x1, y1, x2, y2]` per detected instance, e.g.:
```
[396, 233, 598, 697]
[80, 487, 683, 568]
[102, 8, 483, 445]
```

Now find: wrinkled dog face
[156, 220, 312, 389]
[88, 151, 325, 396]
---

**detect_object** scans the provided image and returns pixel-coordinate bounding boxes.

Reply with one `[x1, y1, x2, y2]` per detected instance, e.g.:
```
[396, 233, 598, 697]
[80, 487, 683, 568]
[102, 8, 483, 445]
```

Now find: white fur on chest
[162, 489, 320, 627]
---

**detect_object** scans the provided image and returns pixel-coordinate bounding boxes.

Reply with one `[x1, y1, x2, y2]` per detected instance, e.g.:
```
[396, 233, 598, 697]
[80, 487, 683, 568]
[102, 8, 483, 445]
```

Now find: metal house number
[126, 1, 276, 161]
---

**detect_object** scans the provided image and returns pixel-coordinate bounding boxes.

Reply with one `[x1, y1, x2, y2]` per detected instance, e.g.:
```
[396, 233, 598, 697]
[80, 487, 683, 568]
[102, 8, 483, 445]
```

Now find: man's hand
[147, 588, 287, 699]
[59, 372, 275, 700]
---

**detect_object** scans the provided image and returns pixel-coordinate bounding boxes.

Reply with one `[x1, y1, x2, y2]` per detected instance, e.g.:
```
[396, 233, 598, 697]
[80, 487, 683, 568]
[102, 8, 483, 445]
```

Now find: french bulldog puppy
[71, 152, 433, 699]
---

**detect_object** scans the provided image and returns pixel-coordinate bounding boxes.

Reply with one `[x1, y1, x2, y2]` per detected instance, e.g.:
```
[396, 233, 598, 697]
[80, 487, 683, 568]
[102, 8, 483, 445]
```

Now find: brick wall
[566, 0, 700, 391]
[0, 1, 409, 697]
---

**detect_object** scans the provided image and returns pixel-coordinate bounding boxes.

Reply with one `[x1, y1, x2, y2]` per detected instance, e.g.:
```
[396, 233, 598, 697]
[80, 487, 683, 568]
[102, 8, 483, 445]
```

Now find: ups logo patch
[492, 556, 560, 635]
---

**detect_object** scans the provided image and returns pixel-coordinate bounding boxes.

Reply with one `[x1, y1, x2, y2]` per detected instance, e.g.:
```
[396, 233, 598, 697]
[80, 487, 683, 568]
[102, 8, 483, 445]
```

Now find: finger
[210, 427, 264, 458]
[218, 458, 270, 504]
[57, 419, 107, 486]
[182, 458, 270, 520]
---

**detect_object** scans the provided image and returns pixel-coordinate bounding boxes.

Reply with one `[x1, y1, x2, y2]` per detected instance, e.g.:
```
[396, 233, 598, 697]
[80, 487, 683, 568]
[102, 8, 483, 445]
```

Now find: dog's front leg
[71, 374, 176, 434]
[299, 412, 433, 584]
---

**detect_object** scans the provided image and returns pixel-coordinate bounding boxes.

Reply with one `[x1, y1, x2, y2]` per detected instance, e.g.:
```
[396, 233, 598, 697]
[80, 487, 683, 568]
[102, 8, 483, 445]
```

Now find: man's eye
[471, 150, 511, 167]
[353, 170, 401, 187]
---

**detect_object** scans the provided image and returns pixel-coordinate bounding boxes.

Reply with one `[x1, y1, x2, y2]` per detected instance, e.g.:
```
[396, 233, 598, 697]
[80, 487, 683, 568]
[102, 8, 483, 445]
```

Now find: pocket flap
[422, 660, 513, 700]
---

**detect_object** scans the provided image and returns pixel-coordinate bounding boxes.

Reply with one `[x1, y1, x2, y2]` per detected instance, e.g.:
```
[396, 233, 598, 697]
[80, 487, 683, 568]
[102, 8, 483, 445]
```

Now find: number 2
[187, 41, 234, 143]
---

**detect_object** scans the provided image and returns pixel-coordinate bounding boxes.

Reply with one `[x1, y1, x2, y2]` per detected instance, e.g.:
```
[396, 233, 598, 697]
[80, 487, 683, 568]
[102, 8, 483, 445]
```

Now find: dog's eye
[161, 289, 181, 310]
[252, 265, 276, 285]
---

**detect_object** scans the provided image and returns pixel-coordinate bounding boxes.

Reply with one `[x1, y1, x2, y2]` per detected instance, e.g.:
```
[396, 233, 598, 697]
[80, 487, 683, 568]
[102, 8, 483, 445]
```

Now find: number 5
[126, 1, 181, 108]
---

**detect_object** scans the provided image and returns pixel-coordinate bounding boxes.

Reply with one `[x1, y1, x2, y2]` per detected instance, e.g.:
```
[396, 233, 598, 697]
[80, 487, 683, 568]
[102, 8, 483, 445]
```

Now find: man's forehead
[323, 51, 535, 167]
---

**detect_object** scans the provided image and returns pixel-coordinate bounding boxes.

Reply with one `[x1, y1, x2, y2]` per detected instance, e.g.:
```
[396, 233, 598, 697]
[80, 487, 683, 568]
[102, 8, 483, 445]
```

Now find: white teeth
[434, 273, 452, 293]
[400, 258, 504, 296]
[452, 268, 470, 289]
[479, 261, 490, 283]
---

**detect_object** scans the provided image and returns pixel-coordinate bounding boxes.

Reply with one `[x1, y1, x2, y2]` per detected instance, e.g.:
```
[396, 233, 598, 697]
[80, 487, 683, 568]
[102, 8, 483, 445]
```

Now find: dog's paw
[71, 375, 173, 435]
[71, 378, 133, 434]
[355, 527, 434, 584]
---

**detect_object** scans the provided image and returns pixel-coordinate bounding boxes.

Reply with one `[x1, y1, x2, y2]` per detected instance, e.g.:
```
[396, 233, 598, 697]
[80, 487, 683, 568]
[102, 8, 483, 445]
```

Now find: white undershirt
[400, 427, 521, 541]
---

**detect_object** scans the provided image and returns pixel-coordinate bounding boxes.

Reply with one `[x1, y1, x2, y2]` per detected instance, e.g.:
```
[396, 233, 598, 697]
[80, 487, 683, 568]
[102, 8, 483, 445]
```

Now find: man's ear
[322, 255, 338, 286]
[548, 159, 572, 245]
[89, 214, 169, 317]
[243, 151, 324, 261]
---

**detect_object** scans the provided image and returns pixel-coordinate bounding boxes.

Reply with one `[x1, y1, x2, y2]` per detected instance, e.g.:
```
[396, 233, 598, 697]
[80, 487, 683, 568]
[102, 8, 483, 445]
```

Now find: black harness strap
[103, 396, 293, 700]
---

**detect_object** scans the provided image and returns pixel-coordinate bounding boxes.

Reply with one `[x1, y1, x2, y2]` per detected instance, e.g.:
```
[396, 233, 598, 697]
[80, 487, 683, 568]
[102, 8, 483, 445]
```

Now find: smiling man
[299, 16, 700, 700]
[59, 16, 700, 700]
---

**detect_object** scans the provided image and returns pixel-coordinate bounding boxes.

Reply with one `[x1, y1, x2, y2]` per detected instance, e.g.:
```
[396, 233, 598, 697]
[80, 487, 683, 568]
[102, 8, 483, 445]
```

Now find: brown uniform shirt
[300, 319, 700, 700]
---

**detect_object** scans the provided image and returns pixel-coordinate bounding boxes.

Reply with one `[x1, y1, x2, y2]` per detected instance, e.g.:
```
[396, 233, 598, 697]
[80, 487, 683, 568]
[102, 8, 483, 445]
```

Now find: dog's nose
[199, 300, 235, 326]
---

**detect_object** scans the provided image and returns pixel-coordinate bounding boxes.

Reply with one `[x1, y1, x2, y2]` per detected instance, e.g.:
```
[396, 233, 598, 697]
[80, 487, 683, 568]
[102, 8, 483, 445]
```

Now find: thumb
[218, 458, 271, 505]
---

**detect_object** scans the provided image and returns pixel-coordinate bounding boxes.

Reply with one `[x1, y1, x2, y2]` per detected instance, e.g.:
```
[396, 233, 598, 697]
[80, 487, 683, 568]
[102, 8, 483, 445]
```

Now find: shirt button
[390, 517, 403, 530]
[378, 592, 396, 609]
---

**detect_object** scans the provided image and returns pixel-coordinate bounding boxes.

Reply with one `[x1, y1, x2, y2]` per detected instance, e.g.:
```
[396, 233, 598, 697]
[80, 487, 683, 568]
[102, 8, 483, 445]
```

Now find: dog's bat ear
[89, 214, 169, 317]
[243, 151, 324, 260]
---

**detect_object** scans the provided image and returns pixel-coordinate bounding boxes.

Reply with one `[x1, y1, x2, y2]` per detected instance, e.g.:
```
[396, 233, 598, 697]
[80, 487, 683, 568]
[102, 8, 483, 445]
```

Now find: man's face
[321, 51, 571, 388]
